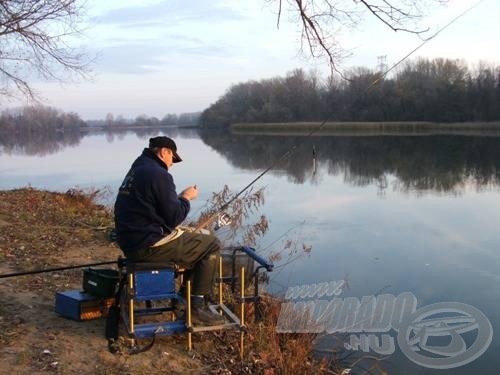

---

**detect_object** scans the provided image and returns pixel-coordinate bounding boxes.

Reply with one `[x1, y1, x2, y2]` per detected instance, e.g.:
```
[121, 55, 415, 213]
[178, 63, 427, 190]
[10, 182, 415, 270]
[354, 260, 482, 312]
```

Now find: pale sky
[19, 0, 500, 119]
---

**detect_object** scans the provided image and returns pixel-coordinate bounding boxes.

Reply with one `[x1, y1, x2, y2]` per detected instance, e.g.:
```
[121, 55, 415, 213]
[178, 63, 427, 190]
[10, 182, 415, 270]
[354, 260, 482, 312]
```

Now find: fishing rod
[0, 260, 117, 279]
[0, 2, 483, 279]
[195, 0, 484, 231]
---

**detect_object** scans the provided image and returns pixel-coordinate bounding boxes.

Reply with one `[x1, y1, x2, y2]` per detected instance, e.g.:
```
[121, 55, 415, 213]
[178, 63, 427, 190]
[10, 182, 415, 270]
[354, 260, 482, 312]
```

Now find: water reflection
[0, 127, 199, 156]
[1, 127, 498, 373]
[2, 127, 499, 195]
[200, 130, 500, 194]
[0, 128, 83, 156]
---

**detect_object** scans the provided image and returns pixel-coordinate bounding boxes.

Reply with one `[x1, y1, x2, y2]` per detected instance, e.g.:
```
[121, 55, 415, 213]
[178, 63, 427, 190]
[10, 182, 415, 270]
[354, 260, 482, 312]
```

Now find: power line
[0, 2, 484, 280]
[197, 0, 484, 228]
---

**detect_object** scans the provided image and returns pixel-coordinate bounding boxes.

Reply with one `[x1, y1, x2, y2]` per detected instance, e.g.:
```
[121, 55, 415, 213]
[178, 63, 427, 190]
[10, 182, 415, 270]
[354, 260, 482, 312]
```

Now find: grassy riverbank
[0, 187, 346, 374]
[232, 121, 500, 136]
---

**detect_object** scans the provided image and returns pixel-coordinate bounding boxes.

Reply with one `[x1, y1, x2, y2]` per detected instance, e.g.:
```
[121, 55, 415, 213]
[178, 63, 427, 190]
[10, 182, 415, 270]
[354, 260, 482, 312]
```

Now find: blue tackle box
[55, 290, 115, 321]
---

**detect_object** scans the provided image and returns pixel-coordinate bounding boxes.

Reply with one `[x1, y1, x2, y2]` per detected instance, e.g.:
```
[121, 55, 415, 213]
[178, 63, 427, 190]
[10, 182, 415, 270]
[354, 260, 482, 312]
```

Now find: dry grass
[196, 293, 347, 374]
[246, 295, 346, 374]
[0, 187, 351, 374]
[0, 187, 206, 374]
[188, 184, 269, 247]
[0, 187, 115, 271]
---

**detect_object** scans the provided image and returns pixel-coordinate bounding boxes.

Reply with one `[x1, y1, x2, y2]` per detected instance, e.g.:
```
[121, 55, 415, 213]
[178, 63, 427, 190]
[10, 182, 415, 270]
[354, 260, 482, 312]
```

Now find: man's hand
[180, 185, 198, 201]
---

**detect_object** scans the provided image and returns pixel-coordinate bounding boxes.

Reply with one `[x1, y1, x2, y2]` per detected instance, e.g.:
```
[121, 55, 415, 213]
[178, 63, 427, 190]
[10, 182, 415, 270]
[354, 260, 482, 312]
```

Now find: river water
[1, 127, 499, 374]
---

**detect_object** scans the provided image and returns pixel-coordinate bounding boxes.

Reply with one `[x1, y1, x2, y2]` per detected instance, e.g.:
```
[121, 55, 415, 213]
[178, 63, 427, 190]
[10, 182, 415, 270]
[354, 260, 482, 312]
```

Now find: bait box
[55, 290, 115, 321]
[82, 268, 120, 298]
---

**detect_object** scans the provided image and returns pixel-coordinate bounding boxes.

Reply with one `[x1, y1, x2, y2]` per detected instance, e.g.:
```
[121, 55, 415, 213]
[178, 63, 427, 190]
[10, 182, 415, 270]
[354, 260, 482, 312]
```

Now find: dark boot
[191, 252, 218, 298]
[191, 295, 225, 326]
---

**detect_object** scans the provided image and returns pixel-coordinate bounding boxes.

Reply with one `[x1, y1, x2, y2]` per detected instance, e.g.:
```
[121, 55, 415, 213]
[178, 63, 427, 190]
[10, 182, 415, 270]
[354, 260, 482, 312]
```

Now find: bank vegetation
[200, 58, 500, 128]
[0, 187, 351, 374]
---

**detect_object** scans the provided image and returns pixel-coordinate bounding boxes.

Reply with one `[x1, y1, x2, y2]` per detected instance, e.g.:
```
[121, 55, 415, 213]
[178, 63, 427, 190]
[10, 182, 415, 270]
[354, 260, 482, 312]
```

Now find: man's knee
[206, 252, 218, 264]
[205, 233, 221, 254]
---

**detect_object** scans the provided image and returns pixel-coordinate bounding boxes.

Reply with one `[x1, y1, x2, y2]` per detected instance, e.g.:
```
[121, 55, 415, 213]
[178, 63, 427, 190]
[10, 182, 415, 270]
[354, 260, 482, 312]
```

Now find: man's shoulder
[135, 162, 170, 179]
[134, 154, 165, 171]
[137, 160, 173, 182]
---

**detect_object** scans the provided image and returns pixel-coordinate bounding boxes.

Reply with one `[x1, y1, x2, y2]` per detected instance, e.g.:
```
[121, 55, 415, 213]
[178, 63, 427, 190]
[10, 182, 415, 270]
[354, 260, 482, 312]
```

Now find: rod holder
[128, 273, 135, 346]
[240, 266, 245, 359]
[219, 256, 223, 314]
[187, 280, 192, 351]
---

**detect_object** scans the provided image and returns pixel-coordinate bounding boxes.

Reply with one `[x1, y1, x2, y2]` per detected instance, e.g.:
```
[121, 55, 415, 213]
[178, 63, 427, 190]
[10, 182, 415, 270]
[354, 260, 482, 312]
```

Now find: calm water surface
[1, 128, 499, 374]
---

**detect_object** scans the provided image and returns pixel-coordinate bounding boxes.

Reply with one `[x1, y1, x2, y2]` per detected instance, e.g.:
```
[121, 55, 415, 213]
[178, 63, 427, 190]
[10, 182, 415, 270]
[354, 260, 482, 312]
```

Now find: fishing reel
[214, 213, 232, 231]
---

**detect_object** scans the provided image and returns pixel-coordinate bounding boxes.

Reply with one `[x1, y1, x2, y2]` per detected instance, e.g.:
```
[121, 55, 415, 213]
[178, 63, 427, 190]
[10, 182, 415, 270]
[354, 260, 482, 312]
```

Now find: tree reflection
[199, 129, 500, 194]
[3, 126, 499, 195]
[0, 128, 83, 156]
[0, 127, 200, 156]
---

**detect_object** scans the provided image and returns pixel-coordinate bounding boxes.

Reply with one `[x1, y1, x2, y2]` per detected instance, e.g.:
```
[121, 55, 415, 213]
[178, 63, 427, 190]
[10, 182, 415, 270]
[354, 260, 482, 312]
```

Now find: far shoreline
[231, 121, 500, 136]
[82, 124, 199, 131]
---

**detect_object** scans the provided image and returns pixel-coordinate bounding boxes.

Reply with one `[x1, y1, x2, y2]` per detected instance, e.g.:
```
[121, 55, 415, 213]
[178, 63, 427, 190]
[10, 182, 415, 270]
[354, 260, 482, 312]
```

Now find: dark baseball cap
[149, 136, 182, 163]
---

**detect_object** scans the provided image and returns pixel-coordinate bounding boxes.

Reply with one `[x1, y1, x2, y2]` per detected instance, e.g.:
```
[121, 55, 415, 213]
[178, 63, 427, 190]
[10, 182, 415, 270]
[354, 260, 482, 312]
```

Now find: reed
[232, 121, 500, 136]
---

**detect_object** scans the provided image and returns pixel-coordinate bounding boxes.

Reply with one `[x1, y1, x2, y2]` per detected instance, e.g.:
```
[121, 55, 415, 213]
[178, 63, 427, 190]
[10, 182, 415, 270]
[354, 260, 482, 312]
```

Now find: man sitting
[114, 136, 223, 325]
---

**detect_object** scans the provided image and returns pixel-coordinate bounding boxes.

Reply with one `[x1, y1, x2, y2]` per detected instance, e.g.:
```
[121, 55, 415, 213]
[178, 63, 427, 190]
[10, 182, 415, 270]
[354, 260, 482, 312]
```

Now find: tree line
[87, 112, 200, 128]
[0, 106, 86, 132]
[199, 58, 500, 128]
[0, 106, 85, 156]
[0, 106, 201, 132]
[0, 106, 201, 156]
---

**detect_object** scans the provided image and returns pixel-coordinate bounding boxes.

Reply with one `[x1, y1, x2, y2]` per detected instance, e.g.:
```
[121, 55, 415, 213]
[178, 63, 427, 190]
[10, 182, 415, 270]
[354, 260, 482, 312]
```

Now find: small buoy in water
[312, 145, 317, 176]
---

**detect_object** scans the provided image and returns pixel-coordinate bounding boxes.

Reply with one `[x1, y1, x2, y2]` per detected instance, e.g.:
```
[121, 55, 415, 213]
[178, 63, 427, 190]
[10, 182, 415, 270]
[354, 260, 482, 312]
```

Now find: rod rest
[234, 246, 273, 272]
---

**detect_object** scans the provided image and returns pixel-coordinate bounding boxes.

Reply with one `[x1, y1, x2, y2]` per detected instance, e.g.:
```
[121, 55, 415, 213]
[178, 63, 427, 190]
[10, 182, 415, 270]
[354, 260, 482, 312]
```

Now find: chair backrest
[119, 259, 179, 301]
[133, 268, 177, 301]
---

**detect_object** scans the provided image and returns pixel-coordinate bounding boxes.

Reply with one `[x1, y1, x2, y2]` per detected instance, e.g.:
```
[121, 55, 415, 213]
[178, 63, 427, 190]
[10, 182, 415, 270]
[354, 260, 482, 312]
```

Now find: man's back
[113, 136, 223, 325]
[114, 148, 189, 253]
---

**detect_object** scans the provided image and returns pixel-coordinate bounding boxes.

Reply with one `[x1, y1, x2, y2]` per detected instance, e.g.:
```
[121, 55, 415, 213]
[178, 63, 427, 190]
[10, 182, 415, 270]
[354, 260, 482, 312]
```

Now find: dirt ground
[0, 188, 347, 375]
[0, 188, 216, 374]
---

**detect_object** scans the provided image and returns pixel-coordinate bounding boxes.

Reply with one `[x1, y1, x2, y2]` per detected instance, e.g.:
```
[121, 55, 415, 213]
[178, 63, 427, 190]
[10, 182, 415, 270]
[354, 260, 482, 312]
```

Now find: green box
[82, 268, 120, 298]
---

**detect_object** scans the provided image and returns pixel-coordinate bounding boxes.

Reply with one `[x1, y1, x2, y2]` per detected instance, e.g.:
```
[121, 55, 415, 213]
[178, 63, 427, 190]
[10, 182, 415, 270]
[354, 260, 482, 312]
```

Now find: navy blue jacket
[114, 148, 190, 253]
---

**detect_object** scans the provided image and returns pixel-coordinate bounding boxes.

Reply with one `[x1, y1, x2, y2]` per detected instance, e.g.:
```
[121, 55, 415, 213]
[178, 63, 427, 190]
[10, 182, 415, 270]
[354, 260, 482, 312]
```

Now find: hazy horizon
[5, 0, 500, 120]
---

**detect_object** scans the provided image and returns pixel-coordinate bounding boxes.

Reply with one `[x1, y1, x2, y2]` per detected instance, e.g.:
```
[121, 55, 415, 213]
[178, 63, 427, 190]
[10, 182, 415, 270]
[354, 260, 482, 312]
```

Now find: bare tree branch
[0, 0, 91, 100]
[272, 0, 448, 77]
[357, 0, 429, 33]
